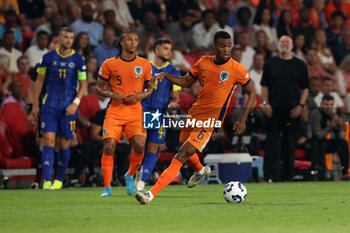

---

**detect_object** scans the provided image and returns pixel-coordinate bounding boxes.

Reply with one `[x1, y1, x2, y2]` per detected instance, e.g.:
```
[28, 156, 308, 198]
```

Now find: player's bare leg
[125, 135, 146, 196]
[101, 138, 117, 196]
[135, 142, 159, 191]
[42, 132, 56, 189]
[135, 142, 198, 204]
[51, 137, 71, 190]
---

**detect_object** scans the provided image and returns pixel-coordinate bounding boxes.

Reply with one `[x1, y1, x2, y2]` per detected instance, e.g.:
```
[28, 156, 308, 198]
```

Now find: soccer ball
[223, 181, 247, 203]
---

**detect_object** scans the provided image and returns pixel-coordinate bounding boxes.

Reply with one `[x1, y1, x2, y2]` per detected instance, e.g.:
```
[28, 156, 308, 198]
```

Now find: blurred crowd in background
[1, 0, 350, 186]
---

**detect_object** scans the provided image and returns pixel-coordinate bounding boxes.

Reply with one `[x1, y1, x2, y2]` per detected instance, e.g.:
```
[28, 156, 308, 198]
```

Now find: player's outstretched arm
[156, 72, 195, 87]
[233, 81, 256, 135]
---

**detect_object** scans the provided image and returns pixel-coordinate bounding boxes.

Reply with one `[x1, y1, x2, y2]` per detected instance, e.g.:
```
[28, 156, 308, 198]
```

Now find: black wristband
[27, 104, 33, 113]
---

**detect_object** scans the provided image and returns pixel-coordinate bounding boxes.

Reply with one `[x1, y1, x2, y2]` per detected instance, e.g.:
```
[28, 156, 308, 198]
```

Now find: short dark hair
[153, 38, 172, 51]
[5, 9, 17, 18]
[331, 10, 346, 20]
[103, 26, 115, 35]
[253, 52, 264, 58]
[307, 48, 317, 54]
[237, 7, 252, 19]
[36, 30, 49, 39]
[16, 55, 28, 65]
[218, 9, 229, 17]
[322, 94, 334, 102]
[202, 9, 215, 18]
[181, 11, 195, 19]
[237, 30, 249, 37]
[59, 27, 74, 35]
[213, 31, 231, 43]
[104, 9, 115, 18]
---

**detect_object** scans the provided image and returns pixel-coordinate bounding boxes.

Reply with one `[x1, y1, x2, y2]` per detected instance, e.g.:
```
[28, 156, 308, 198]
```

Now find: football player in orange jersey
[135, 31, 256, 204]
[96, 30, 155, 197]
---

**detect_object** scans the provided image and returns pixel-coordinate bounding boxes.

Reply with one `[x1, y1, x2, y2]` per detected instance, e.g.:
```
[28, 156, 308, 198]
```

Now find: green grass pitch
[1, 182, 350, 233]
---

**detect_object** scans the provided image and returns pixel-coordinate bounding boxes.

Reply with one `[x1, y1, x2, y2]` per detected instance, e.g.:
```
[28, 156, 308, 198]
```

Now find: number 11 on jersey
[59, 68, 66, 79]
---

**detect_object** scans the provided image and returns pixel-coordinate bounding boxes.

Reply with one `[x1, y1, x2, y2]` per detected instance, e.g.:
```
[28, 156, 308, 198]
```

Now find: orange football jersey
[188, 55, 251, 120]
[99, 56, 152, 119]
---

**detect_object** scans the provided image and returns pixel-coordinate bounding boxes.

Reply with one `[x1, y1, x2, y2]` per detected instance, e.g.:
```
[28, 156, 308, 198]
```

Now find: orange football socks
[185, 153, 204, 173]
[150, 158, 183, 197]
[101, 154, 114, 188]
[127, 151, 144, 176]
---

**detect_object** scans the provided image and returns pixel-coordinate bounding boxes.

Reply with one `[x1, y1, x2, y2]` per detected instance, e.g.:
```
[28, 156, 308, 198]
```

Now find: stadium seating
[77, 95, 101, 143]
[0, 103, 34, 172]
[0, 119, 14, 159]
[78, 94, 101, 120]
[0, 119, 32, 180]
[1, 102, 27, 157]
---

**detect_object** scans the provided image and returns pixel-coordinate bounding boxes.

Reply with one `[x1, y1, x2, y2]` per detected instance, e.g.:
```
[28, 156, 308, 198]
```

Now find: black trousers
[70, 141, 130, 184]
[311, 137, 350, 176]
[263, 110, 302, 181]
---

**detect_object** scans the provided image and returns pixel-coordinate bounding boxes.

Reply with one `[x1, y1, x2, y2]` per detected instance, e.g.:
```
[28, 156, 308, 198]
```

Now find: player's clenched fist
[66, 103, 78, 116]
[124, 93, 144, 104]
[111, 92, 126, 103]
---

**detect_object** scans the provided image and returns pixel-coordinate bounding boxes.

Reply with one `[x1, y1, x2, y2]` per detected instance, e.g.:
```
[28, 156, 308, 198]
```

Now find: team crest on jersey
[219, 71, 229, 82]
[53, 61, 57, 66]
[69, 62, 75, 68]
[103, 128, 107, 136]
[135, 66, 143, 77]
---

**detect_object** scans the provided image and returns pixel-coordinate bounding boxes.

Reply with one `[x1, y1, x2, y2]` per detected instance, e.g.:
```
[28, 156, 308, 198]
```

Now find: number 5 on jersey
[116, 75, 121, 86]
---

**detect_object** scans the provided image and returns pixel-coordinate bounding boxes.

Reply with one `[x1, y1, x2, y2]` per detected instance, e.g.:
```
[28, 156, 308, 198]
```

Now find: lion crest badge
[219, 71, 229, 82]
[135, 66, 143, 78]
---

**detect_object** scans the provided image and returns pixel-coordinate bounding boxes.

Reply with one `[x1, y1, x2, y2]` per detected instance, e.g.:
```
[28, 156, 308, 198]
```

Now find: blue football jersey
[37, 48, 86, 109]
[142, 61, 181, 112]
